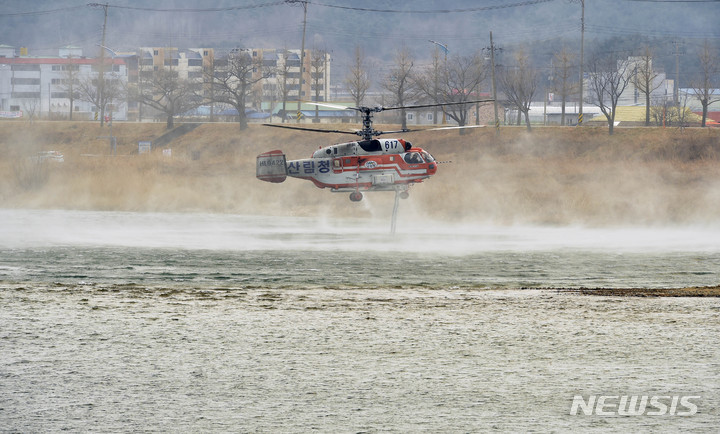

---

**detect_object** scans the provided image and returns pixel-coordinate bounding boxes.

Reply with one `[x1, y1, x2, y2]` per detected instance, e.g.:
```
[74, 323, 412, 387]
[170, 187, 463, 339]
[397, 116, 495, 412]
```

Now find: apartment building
[136, 47, 214, 81]
[0, 44, 330, 121]
[250, 48, 331, 105]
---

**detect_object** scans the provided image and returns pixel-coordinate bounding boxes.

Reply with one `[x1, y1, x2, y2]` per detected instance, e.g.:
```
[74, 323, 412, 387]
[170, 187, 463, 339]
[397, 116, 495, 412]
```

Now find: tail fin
[256, 150, 287, 183]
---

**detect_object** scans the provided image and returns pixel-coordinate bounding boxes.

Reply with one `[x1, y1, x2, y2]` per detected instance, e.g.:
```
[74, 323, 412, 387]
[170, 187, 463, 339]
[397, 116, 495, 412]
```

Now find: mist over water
[2, 208, 720, 290]
[3, 208, 720, 254]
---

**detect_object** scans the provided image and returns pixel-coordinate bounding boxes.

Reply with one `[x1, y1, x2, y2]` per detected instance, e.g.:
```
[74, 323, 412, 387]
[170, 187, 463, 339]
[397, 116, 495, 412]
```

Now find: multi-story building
[136, 47, 214, 81]
[135, 46, 331, 109]
[250, 48, 331, 107]
[0, 44, 330, 122]
[0, 45, 128, 120]
[130, 47, 214, 120]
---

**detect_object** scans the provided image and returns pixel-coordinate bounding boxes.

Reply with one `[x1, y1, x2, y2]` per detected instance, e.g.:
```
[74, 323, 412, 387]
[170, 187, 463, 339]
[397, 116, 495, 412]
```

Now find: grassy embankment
[1, 120, 719, 225]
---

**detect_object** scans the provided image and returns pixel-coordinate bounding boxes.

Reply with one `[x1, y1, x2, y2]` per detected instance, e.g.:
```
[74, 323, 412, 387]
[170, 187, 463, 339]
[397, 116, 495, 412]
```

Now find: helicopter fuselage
[257, 138, 438, 201]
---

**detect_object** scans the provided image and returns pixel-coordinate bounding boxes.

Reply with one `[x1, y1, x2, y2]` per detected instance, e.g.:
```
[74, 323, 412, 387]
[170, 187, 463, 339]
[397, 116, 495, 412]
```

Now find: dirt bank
[1, 121, 719, 225]
[561, 286, 720, 297]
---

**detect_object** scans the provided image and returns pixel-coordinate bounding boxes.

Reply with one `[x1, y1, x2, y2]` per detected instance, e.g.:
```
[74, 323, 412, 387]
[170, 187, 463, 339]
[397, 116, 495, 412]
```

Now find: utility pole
[489, 31, 499, 136]
[299, 0, 307, 104]
[287, 0, 308, 122]
[94, 3, 109, 127]
[673, 40, 683, 106]
[578, 0, 584, 126]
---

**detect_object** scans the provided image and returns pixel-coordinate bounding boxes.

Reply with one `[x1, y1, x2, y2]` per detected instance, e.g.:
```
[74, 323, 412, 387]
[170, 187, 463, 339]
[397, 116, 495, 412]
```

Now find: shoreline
[556, 285, 720, 297]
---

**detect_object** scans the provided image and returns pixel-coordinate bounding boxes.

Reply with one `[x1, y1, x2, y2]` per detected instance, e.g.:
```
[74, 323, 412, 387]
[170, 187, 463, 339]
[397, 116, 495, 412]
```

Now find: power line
[310, 0, 557, 13]
[585, 24, 720, 39]
[624, 0, 720, 3]
[86, 2, 286, 12]
[0, 5, 86, 17]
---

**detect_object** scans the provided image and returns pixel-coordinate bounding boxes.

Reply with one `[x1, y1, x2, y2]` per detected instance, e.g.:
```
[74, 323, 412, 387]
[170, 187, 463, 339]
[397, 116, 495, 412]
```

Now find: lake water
[1, 209, 718, 432]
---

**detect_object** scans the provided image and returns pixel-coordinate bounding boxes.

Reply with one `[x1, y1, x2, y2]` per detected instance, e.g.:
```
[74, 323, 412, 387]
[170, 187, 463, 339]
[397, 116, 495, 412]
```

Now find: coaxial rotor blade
[421, 124, 486, 131]
[300, 101, 359, 111]
[262, 123, 356, 135]
[379, 99, 494, 112]
[375, 124, 486, 136]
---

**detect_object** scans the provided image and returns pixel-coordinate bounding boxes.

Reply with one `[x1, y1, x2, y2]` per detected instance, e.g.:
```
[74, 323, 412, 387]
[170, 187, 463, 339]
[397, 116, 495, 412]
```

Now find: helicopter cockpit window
[403, 152, 424, 164]
[358, 139, 382, 152]
[421, 151, 435, 163]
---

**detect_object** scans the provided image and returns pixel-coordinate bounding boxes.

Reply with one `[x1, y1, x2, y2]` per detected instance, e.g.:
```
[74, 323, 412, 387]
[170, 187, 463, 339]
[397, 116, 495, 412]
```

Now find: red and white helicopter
[257, 101, 490, 202]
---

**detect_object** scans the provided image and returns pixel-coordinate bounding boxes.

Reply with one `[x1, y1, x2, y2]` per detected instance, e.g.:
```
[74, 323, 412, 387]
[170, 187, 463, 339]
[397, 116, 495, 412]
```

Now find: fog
[3, 208, 720, 254]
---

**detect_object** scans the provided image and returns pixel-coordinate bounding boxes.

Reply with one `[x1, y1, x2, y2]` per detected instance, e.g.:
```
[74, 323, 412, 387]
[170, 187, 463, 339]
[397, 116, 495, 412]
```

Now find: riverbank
[2, 121, 719, 225]
[563, 286, 720, 297]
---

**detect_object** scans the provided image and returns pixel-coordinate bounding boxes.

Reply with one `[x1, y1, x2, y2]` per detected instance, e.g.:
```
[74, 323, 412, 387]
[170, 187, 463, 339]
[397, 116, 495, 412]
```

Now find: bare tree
[344, 46, 371, 121]
[432, 53, 487, 128]
[415, 49, 444, 123]
[210, 48, 274, 130]
[651, 93, 693, 128]
[381, 46, 418, 130]
[22, 98, 40, 123]
[587, 53, 633, 135]
[551, 47, 577, 126]
[500, 49, 538, 131]
[77, 74, 125, 124]
[632, 46, 663, 126]
[135, 68, 197, 129]
[690, 40, 720, 127]
[274, 49, 296, 123]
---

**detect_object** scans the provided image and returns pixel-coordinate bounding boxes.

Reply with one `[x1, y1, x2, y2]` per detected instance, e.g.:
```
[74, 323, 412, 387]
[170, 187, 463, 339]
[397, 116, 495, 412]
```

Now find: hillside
[2, 121, 720, 226]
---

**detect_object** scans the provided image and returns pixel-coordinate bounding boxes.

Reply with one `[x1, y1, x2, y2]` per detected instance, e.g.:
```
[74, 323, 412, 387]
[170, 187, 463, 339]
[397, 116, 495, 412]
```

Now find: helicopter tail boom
[256, 150, 287, 183]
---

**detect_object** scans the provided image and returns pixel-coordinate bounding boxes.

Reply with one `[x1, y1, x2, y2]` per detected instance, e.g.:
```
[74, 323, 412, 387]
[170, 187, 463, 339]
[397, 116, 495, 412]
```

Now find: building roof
[680, 88, 720, 96]
[0, 57, 124, 65]
[695, 111, 720, 122]
[183, 50, 202, 59]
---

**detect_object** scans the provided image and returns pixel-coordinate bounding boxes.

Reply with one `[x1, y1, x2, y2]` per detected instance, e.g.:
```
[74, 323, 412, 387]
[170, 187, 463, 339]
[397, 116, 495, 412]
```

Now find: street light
[428, 40, 448, 124]
[96, 43, 118, 57]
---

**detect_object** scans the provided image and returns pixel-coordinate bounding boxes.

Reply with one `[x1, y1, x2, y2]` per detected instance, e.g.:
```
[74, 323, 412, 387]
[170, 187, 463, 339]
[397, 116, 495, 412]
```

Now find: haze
[2, 0, 718, 79]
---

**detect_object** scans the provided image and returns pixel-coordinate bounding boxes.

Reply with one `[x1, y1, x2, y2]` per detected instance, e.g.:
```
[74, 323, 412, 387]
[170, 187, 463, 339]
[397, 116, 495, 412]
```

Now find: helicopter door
[337, 157, 359, 172]
[333, 157, 343, 173]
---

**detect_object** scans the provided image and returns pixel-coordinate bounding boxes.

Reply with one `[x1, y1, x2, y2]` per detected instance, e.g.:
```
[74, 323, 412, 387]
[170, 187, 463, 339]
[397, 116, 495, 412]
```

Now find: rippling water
[1, 209, 719, 432]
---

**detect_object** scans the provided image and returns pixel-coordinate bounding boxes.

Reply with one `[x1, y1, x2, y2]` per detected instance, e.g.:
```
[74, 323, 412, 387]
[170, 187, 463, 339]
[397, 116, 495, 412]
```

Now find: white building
[619, 56, 674, 107]
[0, 45, 128, 120]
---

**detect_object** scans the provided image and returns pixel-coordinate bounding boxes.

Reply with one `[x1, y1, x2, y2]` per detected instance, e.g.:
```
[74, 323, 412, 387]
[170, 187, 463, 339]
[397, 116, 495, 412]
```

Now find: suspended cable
[86, 2, 286, 12]
[0, 5, 86, 17]
[309, 0, 556, 13]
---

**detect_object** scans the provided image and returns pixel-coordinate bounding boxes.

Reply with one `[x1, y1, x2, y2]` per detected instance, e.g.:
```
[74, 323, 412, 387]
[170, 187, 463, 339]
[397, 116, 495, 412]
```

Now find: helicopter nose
[428, 162, 437, 175]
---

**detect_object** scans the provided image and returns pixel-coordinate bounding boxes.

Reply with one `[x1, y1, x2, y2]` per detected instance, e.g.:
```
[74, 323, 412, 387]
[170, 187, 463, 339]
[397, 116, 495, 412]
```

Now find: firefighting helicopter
[256, 100, 491, 203]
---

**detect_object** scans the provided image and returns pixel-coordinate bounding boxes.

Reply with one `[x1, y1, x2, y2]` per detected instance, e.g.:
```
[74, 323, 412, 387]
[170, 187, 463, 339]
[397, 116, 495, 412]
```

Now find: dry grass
[2, 120, 720, 225]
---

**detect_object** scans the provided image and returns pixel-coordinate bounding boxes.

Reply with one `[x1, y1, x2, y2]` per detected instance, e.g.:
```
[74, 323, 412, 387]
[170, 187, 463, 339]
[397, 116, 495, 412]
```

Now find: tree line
[60, 40, 719, 135]
[349, 39, 719, 135]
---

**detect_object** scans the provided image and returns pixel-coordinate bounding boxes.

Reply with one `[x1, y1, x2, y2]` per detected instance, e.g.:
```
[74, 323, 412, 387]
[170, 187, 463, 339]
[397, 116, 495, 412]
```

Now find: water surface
[1, 209, 718, 432]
